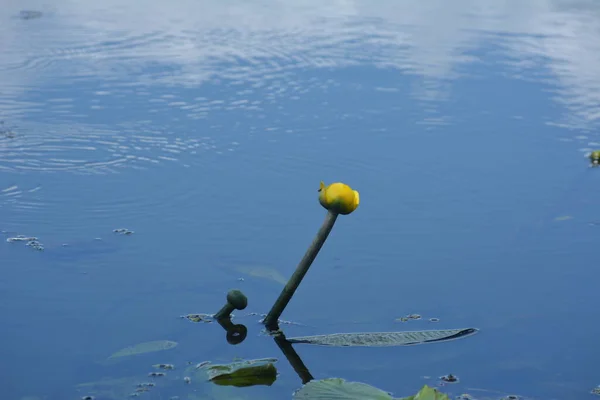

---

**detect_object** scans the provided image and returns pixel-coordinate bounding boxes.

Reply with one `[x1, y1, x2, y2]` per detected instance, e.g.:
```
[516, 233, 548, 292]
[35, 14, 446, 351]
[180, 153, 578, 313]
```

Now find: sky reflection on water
[1, 1, 600, 400]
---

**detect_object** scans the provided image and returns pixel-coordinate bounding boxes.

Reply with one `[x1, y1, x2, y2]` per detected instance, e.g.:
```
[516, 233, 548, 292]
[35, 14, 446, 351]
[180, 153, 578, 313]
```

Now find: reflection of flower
[318, 181, 359, 215]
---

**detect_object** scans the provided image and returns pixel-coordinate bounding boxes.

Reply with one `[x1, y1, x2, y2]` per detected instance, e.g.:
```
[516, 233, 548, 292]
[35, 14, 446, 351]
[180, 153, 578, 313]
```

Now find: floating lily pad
[205, 357, 278, 387]
[294, 380, 450, 400]
[293, 378, 393, 399]
[107, 340, 178, 360]
[397, 385, 450, 400]
[286, 328, 478, 347]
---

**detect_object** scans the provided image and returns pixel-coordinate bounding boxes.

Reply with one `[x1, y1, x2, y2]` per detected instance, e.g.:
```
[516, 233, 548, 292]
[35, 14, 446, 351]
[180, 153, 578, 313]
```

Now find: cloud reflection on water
[0, 0, 599, 172]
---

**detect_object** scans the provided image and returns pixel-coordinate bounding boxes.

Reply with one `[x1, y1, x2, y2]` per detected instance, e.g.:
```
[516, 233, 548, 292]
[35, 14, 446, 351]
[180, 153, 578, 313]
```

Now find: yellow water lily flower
[318, 181, 360, 215]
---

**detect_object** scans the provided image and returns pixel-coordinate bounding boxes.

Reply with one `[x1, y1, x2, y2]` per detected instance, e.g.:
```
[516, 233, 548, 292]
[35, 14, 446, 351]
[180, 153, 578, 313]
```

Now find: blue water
[1, 1, 600, 399]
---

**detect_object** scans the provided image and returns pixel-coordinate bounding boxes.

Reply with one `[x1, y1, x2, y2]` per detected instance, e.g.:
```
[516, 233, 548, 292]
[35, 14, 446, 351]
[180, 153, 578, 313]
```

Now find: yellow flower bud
[318, 181, 360, 215]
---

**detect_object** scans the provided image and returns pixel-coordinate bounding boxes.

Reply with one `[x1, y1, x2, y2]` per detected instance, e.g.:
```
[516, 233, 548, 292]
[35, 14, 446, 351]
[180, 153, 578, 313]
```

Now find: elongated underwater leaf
[107, 340, 178, 359]
[287, 328, 478, 347]
[293, 378, 393, 400]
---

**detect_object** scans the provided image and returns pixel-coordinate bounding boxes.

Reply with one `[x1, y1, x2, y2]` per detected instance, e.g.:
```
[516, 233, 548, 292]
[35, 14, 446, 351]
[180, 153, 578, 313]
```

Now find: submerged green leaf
[287, 328, 478, 347]
[76, 376, 143, 400]
[554, 215, 573, 221]
[232, 265, 288, 285]
[293, 378, 393, 400]
[107, 340, 178, 359]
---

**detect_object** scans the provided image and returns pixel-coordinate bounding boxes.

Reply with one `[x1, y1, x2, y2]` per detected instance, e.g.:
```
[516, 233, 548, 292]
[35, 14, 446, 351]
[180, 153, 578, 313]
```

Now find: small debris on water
[0, 121, 16, 138]
[500, 396, 520, 400]
[245, 312, 306, 326]
[238, 277, 245, 281]
[148, 372, 166, 377]
[455, 395, 473, 400]
[264, 328, 284, 337]
[7, 235, 38, 242]
[591, 386, 600, 395]
[589, 150, 600, 167]
[258, 316, 302, 325]
[113, 228, 134, 235]
[81, 396, 95, 400]
[184, 376, 191, 384]
[429, 318, 440, 322]
[137, 382, 155, 388]
[440, 374, 459, 383]
[6, 235, 44, 251]
[180, 313, 214, 323]
[26, 240, 44, 251]
[152, 363, 174, 370]
[396, 313, 422, 322]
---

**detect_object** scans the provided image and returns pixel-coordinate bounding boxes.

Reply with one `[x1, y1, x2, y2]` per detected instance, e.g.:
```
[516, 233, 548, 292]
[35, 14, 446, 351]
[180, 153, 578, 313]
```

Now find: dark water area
[1, 1, 600, 399]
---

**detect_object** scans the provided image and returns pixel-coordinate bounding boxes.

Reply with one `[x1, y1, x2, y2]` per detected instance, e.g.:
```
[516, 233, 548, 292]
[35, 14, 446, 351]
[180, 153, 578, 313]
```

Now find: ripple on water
[0, 119, 223, 173]
[0, 0, 598, 180]
[0, 183, 49, 230]
[0, 0, 598, 131]
[0, 184, 44, 210]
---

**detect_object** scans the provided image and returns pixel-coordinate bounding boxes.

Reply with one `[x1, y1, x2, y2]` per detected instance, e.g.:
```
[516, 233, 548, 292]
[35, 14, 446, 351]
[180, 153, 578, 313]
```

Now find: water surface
[1, 1, 600, 399]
